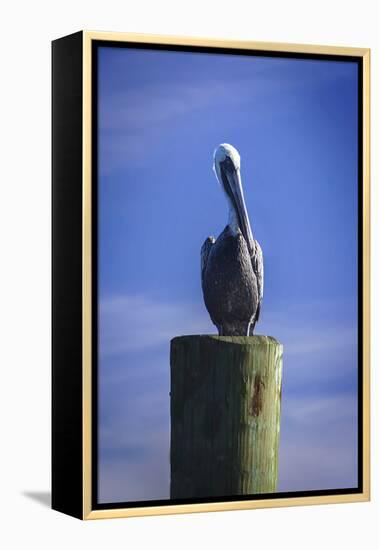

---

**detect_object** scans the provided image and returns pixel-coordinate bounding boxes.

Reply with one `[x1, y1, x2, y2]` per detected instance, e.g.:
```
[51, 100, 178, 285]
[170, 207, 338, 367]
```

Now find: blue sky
[97, 46, 359, 502]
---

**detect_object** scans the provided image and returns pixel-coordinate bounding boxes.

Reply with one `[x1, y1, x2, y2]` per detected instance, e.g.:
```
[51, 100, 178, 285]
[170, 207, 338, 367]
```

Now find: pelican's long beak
[220, 161, 254, 254]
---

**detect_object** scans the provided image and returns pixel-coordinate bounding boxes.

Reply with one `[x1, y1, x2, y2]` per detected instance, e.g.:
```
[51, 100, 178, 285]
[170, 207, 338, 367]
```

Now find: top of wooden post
[171, 335, 281, 347]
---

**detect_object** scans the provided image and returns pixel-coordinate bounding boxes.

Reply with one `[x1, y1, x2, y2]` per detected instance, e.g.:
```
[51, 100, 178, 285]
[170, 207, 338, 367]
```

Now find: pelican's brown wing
[201, 236, 215, 283]
[252, 239, 264, 325]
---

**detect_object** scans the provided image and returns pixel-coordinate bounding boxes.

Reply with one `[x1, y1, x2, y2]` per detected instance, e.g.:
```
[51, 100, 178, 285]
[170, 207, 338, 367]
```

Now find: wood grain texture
[170, 335, 283, 499]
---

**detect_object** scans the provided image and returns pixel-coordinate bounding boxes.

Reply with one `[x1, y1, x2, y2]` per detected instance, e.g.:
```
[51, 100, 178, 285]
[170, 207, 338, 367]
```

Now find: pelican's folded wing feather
[201, 236, 215, 284]
[252, 239, 264, 323]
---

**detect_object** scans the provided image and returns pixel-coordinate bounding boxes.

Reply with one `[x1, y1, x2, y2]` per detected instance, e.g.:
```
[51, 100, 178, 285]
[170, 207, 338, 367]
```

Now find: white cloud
[99, 80, 232, 174]
[257, 299, 357, 381]
[99, 294, 212, 357]
[99, 429, 170, 502]
[282, 393, 357, 426]
[273, 324, 356, 358]
[278, 393, 358, 491]
[98, 69, 297, 174]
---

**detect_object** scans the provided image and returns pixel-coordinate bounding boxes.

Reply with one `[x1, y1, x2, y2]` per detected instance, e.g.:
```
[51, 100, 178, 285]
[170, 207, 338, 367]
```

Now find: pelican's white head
[213, 143, 241, 179]
[212, 143, 254, 253]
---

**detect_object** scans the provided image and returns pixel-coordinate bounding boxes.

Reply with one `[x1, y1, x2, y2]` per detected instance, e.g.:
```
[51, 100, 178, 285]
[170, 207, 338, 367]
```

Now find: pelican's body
[201, 144, 263, 336]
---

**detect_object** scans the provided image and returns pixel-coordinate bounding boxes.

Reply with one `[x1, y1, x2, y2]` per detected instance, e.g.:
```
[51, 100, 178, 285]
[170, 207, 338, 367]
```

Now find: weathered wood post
[170, 335, 283, 499]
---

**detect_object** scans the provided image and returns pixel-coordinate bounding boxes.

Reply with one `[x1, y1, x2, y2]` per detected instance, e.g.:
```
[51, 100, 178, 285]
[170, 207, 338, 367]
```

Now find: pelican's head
[213, 143, 254, 253]
[214, 143, 241, 175]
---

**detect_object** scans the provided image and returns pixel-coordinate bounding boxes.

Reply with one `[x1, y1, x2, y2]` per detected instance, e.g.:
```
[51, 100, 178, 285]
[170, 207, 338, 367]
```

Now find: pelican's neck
[228, 201, 240, 235]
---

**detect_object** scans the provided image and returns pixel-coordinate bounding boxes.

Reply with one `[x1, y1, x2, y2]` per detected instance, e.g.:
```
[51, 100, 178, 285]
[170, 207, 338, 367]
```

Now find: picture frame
[52, 30, 370, 520]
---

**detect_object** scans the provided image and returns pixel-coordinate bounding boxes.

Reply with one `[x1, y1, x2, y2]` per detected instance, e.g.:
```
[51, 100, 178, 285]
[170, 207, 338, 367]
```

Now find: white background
[0, 0, 377, 548]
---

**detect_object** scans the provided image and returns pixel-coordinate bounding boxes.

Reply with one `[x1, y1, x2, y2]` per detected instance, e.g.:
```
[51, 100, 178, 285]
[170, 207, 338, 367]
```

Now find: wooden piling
[170, 335, 283, 499]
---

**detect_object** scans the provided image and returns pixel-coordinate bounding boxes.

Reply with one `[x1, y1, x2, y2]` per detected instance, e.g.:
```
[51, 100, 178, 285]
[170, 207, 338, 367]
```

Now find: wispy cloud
[100, 293, 357, 359]
[98, 65, 308, 176]
[99, 427, 170, 502]
[99, 79, 256, 174]
[261, 319, 356, 357]
[99, 294, 212, 357]
[99, 55, 357, 175]
[278, 393, 358, 492]
[257, 298, 358, 393]
[100, 81, 233, 133]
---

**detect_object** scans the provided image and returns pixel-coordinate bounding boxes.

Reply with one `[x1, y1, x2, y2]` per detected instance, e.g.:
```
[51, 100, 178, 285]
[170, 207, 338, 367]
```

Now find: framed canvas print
[52, 31, 370, 520]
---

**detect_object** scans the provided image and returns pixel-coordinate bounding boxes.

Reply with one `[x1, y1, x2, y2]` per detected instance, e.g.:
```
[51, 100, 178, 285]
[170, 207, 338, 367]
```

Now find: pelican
[201, 143, 263, 336]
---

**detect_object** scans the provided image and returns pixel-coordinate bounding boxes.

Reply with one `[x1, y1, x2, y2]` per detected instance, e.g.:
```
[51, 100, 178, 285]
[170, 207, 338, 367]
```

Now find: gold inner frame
[82, 31, 371, 520]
